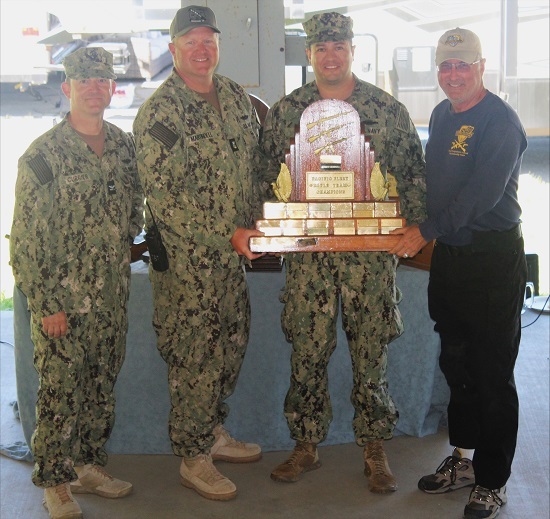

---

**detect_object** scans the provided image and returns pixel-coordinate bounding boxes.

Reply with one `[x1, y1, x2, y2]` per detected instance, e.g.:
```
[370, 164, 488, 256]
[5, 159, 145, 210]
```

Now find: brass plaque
[357, 218, 379, 235]
[380, 217, 405, 234]
[333, 219, 356, 235]
[306, 219, 329, 235]
[256, 220, 283, 236]
[353, 202, 375, 218]
[357, 226, 379, 235]
[380, 218, 404, 227]
[308, 202, 331, 219]
[263, 202, 287, 219]
[249, 235, 402, 253]
[306, 171, 354, 200]
[374, 202, 398, 217]
[330, 202, 353, 218]
[281, 220, 305, 236]
[286, 203, 309, 219]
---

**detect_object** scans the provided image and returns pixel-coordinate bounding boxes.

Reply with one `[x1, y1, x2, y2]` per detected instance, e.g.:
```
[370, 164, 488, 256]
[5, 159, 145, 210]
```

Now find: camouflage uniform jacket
[10, 116, 144, 318]
[133, 70, 262, 271]
[262, 76, 427, 224]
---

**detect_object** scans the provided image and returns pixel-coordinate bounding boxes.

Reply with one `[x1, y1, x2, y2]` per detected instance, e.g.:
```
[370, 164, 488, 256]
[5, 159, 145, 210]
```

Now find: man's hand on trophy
[389, 225, 427, 259]
[231, 227, 266, 260]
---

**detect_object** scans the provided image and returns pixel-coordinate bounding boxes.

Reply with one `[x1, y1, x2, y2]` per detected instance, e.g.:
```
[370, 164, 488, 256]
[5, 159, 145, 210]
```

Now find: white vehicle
[1, 0, 176, 87]
[0, 2, 52, 88]
[41, 41, 133, 78]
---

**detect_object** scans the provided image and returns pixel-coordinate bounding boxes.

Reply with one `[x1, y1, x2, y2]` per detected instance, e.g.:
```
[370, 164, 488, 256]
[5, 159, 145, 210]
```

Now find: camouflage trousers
[150, 265, 250, 458]
[30, 309, 127, 487]
[281, 252, 403, 446]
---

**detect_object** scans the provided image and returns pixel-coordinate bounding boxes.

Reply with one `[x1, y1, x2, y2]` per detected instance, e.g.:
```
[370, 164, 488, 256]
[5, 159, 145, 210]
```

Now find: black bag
[145, 202, 169, 272]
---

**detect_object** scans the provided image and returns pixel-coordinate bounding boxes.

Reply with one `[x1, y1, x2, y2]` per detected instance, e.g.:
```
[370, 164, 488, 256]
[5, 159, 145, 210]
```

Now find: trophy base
[250, 235, 401, 253]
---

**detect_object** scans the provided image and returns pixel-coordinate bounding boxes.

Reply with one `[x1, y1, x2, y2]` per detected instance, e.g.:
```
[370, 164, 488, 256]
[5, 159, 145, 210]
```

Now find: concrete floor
[1, 308, 548, 519]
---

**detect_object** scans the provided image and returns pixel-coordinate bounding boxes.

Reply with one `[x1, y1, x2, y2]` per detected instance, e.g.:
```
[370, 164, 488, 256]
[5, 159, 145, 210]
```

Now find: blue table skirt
[14, 262, 448, 455]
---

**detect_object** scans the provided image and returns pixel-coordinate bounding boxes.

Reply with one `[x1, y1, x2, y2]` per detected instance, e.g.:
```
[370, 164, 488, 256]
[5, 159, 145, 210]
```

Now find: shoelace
[54, 484, 73, 505]
[282, 445, 310, 467]
[219, 429, 246, 448]
[435, 455, 461, 482]
[195, 455, 225, 484]
[366, 443, 388, 475]
[471, 485, 504, 506]
[88, 465, 114, 481]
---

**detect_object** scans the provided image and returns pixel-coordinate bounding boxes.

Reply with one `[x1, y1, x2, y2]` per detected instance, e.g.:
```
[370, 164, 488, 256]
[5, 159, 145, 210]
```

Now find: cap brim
[66, 72, 117, 80]
[172, 25, 221, 40]
[436, 50, 480, 66]
[306, 31, 354, 45]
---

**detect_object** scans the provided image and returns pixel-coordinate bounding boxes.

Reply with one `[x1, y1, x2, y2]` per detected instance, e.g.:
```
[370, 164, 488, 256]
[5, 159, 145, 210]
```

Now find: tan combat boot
[71, 464, 132, 498]
[43, 483, 82, 519]
[211, 424, 262, 463]
[180, 453, 237, 501]
[270, 441, 321, 482]
[364, 439, 398, 493]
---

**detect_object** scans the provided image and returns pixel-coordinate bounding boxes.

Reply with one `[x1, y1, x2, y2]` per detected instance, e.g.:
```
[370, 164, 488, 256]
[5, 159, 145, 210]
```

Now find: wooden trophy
[250, 99, 404, 253]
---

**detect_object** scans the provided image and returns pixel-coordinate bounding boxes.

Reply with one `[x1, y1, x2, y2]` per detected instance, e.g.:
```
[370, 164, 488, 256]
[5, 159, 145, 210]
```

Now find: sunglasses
[437, 60, 482, 73]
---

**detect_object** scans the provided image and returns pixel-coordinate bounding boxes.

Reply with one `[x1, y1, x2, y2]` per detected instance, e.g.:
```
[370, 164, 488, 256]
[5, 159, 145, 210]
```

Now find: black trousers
[428, 228, 527, 489]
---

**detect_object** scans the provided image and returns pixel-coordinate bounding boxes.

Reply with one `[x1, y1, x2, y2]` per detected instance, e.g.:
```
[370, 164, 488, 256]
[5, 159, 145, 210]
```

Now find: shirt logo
[107, 179, 117, 194]
[229, 138, 239, 152]
[450, 125, 474, 155]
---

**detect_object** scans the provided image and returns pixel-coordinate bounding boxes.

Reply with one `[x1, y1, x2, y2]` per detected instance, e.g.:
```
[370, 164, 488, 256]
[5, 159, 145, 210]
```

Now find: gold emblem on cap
[445, 34, 464, 47]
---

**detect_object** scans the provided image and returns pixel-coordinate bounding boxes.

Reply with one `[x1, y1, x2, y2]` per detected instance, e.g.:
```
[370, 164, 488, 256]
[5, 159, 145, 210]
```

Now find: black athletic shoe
[418, 448, 475, 494]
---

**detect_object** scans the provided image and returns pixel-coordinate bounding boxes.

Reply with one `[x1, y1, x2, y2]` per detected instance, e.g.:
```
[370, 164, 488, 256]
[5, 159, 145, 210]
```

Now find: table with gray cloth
[13, 262, 448, 456]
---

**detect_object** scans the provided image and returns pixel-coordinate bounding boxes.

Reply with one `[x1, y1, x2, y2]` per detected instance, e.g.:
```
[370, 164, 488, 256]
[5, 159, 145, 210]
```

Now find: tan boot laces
[195, 455, 226, 485]
[53, 484, 73, 505]
[88, 465, 114, 481]
[366, 441, 389, 475]
[281, 442, 313, 468]
[217, 427, 246, 449]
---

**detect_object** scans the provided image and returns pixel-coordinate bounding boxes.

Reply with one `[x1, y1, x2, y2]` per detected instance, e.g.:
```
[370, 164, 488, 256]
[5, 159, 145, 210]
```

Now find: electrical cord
[521, 295, 550, 328]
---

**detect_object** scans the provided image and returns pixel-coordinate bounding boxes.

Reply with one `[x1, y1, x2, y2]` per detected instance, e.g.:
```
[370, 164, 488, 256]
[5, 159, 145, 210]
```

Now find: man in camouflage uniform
[261, 12, 426, 493]
[132, 6, 264, 502]
[9, 47, 144, 519]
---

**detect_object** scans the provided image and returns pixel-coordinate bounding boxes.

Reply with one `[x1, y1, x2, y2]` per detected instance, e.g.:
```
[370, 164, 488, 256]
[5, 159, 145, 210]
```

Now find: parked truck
[2, 1, 288, 107]
[0, 0, 176, 88]
[0, 2, 53, 89]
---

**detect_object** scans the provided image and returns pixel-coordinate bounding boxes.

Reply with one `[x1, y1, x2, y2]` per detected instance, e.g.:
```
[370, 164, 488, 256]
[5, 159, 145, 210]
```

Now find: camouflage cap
[170, 5, 221, 40]
[63, 47, 116, 80]
[435, 27, 482, 66]
[303, 12, 354, 47]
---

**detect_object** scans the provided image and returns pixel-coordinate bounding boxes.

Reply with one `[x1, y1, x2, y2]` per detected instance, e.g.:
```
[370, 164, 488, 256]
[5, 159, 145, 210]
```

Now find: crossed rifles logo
[451, 125, 474, 153]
